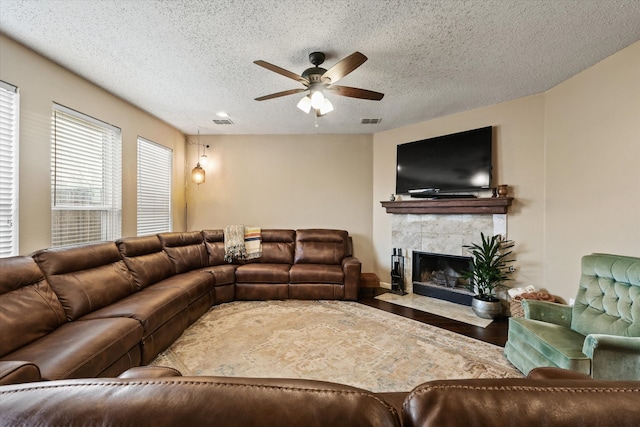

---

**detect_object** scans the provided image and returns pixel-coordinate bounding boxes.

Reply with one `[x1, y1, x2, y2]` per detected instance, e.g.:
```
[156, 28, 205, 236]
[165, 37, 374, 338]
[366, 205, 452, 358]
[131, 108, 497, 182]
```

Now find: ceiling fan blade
[322, 52, 367, 84]
[327, 85, 384, 100]
[254, 60, 309, 85]
[255, 88, 306, 101]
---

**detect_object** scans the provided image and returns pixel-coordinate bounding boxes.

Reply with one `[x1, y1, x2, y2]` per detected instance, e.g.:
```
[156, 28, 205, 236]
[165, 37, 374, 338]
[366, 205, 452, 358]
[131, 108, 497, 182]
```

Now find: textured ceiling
[1, 0, 639, 135]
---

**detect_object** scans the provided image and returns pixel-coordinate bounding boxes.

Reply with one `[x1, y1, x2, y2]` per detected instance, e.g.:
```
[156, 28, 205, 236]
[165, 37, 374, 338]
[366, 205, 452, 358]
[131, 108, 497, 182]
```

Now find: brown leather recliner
[401, 368, 640, 426]
[1, 367, 638, 426]
[289, 229, 361, 300]
[0, 375, 401, 427]
[232, 229, 297, 300]
[0, 255, 144, 380]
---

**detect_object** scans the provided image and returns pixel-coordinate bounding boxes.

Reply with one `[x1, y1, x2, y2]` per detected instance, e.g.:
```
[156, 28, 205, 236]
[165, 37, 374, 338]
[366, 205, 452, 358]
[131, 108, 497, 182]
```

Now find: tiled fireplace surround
[391, 213, 507, 293]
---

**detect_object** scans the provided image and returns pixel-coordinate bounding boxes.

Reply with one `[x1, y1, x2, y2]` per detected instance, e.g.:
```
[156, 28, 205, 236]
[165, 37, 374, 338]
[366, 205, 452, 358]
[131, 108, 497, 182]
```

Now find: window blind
[137, 137, 172, 235]
[0, 81, 19, 257]
[51, 104, 122, 247]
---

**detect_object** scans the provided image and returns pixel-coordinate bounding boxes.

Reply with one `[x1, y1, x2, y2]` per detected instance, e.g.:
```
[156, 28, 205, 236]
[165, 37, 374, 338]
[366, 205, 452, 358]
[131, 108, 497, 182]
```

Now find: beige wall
[185, 134, 375, 269]
[0, 35, 186, 254]
[373, 41, 640, 302]
[373, 96, 546, 293]
[543, 41, 640, 299]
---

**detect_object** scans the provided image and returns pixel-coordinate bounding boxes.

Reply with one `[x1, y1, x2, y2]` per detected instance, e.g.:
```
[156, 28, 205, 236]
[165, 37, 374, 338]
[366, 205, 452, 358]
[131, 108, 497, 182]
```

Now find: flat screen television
[395, 126, 492, 197]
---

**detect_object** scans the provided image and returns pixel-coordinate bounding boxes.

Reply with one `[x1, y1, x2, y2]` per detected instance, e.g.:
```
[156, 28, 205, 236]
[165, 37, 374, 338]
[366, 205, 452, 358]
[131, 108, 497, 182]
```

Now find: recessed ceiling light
[216, 112, 229, 118]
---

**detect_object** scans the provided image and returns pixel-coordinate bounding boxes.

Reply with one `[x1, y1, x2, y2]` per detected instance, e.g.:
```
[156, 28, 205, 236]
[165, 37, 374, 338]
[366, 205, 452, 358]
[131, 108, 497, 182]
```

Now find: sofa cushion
[148, 270, 214, 303]
[199, 264, 237, 286]
[0, 361, 41, 385]
[294, 229, 349, 265]
[571, 254, 640, 337]
[289, 264, 344, 284]
[0, 256, 67, 357]
[202, 229, 225, 265]
[117, 235, 175, 289]
[204, 229, 296, 265]
[508, 317, 591, 374]
[33, 243, 137, 321]
[209, 265, 237, 285]
[235, 264, 290, 283]
[80, 286, 190, 336]
[259, 229, 296, 264]
[158, 231, 209, 273]
[1, 317, 143, 380]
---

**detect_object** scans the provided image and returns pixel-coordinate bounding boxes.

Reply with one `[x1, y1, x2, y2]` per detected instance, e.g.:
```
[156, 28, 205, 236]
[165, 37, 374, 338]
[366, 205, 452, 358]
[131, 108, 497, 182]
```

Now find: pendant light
[191, 128, 205, 185]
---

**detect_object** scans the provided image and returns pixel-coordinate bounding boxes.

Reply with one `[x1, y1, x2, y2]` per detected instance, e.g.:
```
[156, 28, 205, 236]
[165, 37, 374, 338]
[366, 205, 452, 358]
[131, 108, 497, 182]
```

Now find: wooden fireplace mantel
[380, 197, 513, 215]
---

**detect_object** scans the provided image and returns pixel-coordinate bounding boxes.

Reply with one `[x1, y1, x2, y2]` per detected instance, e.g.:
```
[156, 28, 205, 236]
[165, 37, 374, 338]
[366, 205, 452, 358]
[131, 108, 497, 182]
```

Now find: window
[137, 137, 172, 235]
[0, 81, 19, 257]
[51, 104, 122, 247]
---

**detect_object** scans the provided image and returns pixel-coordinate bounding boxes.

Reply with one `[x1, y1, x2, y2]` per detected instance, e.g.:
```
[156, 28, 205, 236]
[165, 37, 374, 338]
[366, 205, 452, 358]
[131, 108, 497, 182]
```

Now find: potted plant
[462, 232, 515, 319]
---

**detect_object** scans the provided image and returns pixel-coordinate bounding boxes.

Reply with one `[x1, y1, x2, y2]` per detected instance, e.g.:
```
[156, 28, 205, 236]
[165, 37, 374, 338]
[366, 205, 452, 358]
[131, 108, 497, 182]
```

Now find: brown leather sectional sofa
[0, 228, 361, 384]
[1, 367, 638, 426]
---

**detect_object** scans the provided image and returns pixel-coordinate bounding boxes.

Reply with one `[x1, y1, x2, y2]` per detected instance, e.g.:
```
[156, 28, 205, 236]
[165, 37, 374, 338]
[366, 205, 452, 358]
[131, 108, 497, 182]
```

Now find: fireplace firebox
[412, 251, 474, 306]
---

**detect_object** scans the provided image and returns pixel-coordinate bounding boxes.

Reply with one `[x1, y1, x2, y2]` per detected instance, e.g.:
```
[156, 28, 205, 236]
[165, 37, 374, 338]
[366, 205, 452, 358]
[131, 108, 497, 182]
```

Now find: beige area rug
[375, 292, 493, 328]
[152, 300, 521, 392]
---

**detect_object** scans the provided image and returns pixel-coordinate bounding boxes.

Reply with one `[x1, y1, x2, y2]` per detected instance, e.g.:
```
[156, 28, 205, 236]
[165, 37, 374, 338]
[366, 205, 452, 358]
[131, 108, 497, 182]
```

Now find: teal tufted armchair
[504, 253, 640, 380]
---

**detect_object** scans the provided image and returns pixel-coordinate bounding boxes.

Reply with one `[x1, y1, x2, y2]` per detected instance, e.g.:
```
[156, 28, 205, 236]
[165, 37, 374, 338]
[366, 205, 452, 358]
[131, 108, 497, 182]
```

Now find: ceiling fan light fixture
[254, 51, 383, 117]
[310, 90, 325, 109]
[319, 98, 334, 115]
[297, 95, 312, 113]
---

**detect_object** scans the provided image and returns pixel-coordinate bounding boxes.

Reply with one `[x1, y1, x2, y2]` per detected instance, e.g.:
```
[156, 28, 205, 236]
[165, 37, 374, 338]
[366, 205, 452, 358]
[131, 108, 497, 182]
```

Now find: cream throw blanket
[224, 225, 262, 262]
[244, 226, 262, 260]
[224, 225, 246, 262]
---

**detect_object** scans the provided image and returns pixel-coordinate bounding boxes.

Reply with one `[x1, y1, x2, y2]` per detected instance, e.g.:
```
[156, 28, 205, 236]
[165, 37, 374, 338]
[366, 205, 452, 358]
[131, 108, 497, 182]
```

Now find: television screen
[395, 126, 492, 196]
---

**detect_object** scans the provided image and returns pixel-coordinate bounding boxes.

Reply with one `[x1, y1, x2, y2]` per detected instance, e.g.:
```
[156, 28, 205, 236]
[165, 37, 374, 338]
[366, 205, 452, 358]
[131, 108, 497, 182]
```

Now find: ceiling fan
[254, 51, 384, 116]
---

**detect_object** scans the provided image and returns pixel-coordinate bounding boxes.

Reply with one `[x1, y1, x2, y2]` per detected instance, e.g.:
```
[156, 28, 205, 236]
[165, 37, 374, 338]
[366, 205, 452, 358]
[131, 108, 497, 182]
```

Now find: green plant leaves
[462, 232, 515, 298]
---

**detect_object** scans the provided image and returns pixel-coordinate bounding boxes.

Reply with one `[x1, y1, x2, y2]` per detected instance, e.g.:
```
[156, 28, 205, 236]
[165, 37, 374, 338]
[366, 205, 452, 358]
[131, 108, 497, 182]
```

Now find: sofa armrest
[523, 299, 573, 327]
[342, 256, 362, 301]
[583, 334, 640, 380]
[117, 365, 182, 379]
[0, 361, 41, 385]
[527, 367, 592, 380]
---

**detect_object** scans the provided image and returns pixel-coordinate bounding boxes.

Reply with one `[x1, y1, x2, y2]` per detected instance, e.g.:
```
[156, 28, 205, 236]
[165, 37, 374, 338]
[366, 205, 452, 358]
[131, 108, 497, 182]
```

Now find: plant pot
[471, 296, 503, 319]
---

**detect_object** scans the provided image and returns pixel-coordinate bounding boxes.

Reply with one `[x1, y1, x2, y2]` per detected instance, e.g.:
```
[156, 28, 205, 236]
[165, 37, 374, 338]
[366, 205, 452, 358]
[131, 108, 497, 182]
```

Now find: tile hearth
[375, 292, 493, 328]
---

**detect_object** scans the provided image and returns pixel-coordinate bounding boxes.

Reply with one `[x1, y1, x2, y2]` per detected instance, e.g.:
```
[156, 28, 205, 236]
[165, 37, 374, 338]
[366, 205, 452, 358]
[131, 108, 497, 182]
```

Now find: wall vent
[361, 118, 381, 124]
[213, 119, 234, 125]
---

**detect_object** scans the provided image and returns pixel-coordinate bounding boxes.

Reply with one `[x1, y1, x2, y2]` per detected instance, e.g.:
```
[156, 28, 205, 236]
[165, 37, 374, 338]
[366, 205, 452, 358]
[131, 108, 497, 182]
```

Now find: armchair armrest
[341, 256, 361, 301]
[0, 361, 41, 385]
[583, 334, 640, 380]
[523, 299, 573, 328]
[527, 367, 592, 380]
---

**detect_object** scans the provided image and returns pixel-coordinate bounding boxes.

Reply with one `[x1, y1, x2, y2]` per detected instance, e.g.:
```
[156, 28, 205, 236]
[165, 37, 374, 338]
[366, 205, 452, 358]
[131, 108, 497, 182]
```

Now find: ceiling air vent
[361, 118, 381, 124]
[213, 119, 234, 125]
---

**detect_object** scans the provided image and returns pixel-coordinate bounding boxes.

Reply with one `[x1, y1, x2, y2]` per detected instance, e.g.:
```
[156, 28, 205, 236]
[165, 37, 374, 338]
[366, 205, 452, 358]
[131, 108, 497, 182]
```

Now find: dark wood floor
[358, 288, 509, 347]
